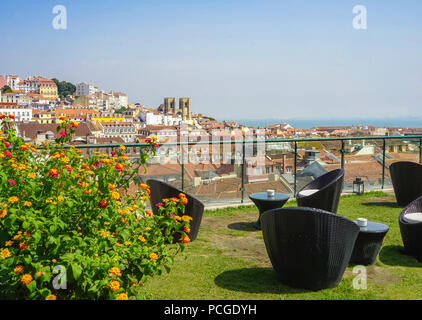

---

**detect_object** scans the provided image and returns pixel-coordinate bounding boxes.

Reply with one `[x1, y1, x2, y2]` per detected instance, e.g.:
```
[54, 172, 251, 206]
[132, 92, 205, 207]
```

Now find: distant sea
[222, 118, 422, 129]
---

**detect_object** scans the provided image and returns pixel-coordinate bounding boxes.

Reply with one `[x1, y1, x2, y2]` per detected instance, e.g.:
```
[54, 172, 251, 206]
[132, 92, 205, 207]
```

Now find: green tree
[1, 85, 12, 94]
[51, 78, 76, 98]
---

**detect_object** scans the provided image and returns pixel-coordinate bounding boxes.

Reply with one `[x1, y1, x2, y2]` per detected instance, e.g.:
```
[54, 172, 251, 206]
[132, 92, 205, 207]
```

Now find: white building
[6, 75, 20, 90]
[139, 111, 182, 126]
[0, 103, 32, 121]
[76, 82, 98, 97]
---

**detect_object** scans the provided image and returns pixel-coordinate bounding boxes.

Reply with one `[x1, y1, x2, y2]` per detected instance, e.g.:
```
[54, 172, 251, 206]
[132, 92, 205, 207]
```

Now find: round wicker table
[350, 221, 389, 265]
[249, 192, 290, 230]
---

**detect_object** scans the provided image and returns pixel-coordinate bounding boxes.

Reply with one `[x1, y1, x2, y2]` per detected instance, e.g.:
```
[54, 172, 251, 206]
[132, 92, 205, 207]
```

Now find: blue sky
[1, 0, 422, 120]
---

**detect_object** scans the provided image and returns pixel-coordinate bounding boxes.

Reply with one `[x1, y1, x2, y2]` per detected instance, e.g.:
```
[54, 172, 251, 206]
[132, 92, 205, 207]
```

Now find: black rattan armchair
[147, 179, 204, 241]
[296, 168, 344, 213]
[260, 207, 359, 290]
[399, 195, 422, 262]
[390, 161, 422, 206]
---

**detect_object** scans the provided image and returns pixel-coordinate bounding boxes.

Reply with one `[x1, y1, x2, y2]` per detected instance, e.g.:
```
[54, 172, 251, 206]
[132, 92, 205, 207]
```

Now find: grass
[143, 191, 422, 300]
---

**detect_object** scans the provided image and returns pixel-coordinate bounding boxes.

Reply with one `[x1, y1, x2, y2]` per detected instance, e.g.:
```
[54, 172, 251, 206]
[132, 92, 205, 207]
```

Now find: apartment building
[76, 82, 98, 97]
[0, 103, 32, 121]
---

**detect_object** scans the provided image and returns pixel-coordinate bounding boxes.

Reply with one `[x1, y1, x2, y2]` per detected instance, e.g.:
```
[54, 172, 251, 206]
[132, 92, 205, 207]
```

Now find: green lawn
[143, 191, 422, 300]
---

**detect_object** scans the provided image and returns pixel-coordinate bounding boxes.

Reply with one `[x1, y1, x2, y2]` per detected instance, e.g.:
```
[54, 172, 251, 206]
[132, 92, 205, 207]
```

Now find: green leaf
[72, 264, 83, 281]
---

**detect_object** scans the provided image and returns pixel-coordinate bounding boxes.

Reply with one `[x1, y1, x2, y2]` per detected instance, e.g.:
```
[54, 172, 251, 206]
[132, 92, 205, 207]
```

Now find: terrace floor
[144, 191, 422, 300]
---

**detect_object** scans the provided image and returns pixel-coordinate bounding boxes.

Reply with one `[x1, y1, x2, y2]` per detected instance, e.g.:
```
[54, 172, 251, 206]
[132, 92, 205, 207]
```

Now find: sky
[1, 0, 422, 121]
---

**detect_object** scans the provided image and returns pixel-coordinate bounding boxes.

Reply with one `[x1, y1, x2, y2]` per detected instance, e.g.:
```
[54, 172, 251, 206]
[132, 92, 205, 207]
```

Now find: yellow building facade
[40, 83, 58, 99]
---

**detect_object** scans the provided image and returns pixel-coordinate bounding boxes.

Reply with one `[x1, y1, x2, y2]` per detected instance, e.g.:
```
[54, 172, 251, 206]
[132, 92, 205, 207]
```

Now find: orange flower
[115, 163, 124, 171]
[138, 235, 146, 242]
[111, 191, 120, 200]
[46, 294, 57, 300]
[0, 209, 7, 218]
[116, 293, 128, 300]
[48, 168, 59, 178]
[180, 197, 188, 205]
[109, 267, 122, 277]
[149, 253, 158, 261]
[21, 274, 33, 285]
[8, 196, 19, 204]
[109, 280, 120, 291]
[180, 234, 191, 244]
[14, 265, 24, 274]
[184, 226, 191, 234]
[145, 209, 152, 217]
[19, 242, 28, 250]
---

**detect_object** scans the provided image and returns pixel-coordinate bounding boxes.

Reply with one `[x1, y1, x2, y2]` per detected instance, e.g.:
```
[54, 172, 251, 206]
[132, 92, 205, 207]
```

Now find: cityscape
[0, 74, 421, 205]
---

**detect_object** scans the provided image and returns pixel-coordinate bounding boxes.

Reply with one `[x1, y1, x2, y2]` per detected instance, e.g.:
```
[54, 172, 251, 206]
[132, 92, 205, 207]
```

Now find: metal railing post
[419, 138, 422, 164]
[382, 139, 386, 189]
[241, 140, 245, 204]
[341, 140, 345, 169]
[181, 143, 185, 191]
[294, 141, 297, 195]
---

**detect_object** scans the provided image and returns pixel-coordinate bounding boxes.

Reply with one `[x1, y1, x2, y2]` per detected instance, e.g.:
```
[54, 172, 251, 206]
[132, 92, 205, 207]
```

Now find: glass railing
[69, 135, 422, 206]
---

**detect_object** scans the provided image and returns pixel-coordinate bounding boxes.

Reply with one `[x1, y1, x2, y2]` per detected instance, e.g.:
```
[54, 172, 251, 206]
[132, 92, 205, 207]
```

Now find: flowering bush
[0, 116, 191, 300]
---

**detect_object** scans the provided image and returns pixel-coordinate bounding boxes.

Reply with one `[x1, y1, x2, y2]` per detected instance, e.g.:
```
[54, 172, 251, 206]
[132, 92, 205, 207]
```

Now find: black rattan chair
[260, 207, 359, 290]
[390, 161, 422, 206]
[399, 195, 422, 262]
[296, 169, 344, 213]
[147, 179, 204, 241]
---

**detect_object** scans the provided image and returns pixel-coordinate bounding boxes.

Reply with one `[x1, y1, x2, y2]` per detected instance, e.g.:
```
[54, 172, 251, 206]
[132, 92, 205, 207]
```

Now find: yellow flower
[182, 215, 193, 222]
[57, 196, 64, 202]
[120, 145, 126, 151]
[100, 230, 109, 238]
[144, 227, 151, 232]
[111, 192, 120, 200]
[5, 241, 13, 247]
[27, 172, 36, 179]
[124, 241, 130, 246]
[45, 294, 57, 300]
[116, 293, 129, 300]
[109, 280, 120, 291]
[138, 235, 146, 243]
[8, 196, 19, 204]
[14, 265, 24, 274]
[1, 248, 11, 259]
[109, 267, 122, 277]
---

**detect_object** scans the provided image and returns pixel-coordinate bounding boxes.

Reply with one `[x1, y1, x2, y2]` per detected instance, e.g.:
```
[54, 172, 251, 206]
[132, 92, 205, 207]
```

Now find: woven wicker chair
[390, 161, 422, 206]
[296, 169, 344, 213]
[399, 195, 422, 262]
[147, 179, 204, 241]
[260, 207, 359, 290]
